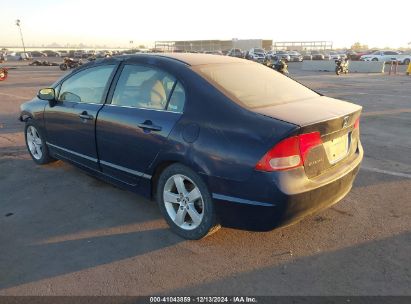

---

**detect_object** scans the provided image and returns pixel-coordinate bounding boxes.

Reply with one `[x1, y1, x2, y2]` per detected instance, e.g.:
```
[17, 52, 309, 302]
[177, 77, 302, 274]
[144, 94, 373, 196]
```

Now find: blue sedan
[19, 53, 363, 239]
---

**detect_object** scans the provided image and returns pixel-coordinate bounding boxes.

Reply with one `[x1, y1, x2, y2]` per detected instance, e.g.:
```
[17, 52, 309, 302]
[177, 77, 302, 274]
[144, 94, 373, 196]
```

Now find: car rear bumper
[211, 143, 363, 231]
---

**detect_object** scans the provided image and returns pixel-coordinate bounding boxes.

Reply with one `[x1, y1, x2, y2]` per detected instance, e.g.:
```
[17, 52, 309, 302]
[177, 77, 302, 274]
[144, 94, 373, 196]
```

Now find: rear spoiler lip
[252, 96, 362, 129]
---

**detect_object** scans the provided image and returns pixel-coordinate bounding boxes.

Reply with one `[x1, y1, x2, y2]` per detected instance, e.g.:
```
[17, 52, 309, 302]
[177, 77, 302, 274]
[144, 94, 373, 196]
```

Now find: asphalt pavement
[0, 60, 410, 296]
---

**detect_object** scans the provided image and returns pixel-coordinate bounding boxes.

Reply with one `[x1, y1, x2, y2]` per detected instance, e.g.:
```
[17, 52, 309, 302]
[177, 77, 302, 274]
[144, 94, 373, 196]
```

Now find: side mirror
[38, 88, 57, 107]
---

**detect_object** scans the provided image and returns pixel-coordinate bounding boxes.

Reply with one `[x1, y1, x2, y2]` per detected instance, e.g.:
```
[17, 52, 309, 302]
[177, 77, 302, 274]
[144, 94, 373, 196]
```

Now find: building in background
[154, 39, 273, 52]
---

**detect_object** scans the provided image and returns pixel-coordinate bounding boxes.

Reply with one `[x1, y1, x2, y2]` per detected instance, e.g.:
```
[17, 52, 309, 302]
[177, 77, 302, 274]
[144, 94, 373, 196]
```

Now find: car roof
[156, 53, 246, 66]
[127, 53, 245, 66]
[88, 53, 248, 69]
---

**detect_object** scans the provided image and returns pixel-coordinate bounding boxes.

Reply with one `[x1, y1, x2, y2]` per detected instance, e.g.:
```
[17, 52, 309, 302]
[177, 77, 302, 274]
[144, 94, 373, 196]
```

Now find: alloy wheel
[163, 174, 204, 230]
[26, 126, 43, 160]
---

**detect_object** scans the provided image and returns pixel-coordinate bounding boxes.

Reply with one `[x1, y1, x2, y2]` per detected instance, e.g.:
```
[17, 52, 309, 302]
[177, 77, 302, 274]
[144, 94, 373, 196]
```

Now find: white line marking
[0, 92, 31, 100]
[355, 92, 411, 98]
[361, 166, 411, 179]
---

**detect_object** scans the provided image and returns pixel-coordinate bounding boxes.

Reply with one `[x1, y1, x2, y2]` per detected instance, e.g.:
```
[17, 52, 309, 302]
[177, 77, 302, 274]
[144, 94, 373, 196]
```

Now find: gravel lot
[0, 60, 410, 296]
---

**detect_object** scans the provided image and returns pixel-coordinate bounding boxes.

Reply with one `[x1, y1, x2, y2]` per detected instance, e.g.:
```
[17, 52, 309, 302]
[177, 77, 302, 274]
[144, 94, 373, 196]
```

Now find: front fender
[19, 99, 48, 134]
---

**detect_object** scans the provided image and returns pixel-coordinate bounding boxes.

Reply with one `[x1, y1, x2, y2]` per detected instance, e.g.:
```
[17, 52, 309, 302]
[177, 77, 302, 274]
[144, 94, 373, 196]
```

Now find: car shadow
[0, 228, 182, 290]
[0, 155, 184, 290]
[165, 230, 411, 295]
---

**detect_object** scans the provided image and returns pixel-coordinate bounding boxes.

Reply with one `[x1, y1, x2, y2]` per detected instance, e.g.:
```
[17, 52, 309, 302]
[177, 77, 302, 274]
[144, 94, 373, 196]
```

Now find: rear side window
[58, 65, 115, 103]
[111, 64, 185, 112]
[167, 82, 185, 113]
[194, 62, 319, 108]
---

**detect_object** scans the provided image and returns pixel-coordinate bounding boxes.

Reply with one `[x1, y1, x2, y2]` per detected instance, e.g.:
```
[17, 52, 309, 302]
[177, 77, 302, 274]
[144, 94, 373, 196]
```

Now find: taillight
[299, 132, 322, 163]
[255, 132, 322, 172]
[354, 117, 360, 129]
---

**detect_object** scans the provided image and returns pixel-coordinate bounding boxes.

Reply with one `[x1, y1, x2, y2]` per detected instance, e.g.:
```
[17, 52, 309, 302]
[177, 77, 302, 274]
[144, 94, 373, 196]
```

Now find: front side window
[58, 65, 115, 103]
[111, 64, 185, 112]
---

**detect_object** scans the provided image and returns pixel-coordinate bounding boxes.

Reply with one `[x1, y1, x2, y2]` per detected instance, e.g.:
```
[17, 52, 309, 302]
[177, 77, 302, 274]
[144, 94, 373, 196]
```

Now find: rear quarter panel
[151, 68, 297, 183]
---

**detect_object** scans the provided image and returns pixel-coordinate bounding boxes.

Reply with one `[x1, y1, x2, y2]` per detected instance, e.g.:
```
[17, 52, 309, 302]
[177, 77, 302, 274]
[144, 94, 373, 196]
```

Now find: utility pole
[16, 19, 26, 54]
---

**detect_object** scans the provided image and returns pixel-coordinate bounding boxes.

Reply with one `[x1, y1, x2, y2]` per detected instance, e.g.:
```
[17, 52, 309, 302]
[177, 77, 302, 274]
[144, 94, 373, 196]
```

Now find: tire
[0, 68, 7, 81]
[25, 120, 55, 165]
[404, 59, 410, 65]
[372, 58, 378, 61]
[59, 63, 68, 70]
[156, 164, 220, 240]
[335, 67, 340, 75]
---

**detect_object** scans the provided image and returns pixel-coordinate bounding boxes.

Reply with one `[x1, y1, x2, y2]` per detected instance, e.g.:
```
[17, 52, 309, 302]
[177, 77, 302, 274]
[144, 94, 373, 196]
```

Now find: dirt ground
[0, 61, 410, 296]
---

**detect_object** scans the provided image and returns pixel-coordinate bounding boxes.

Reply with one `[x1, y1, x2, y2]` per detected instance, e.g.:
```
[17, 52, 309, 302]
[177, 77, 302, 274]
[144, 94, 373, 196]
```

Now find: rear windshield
[194, 62, 319, 108]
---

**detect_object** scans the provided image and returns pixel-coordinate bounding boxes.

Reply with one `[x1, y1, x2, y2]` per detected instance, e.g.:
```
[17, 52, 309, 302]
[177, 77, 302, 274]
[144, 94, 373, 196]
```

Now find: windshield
[194, 62, 319, 109]
[254, 49, 265, 53]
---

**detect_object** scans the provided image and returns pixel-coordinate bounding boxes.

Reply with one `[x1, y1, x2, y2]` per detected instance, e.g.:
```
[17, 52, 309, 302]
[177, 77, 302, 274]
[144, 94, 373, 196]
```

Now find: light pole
[15, 19, 26, 54]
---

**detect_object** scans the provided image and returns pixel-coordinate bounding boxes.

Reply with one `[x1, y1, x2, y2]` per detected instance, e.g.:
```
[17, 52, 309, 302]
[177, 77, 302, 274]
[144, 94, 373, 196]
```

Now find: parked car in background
[288, 51, 303, 62]
[19, 53, 363, 239]
[96, 51, 113, 58]
[0, 52, 8, 62]
[302, 51, 312, 60]
[43, 50, 61, 57]
[311, 51, 325, 60]
[345, 50, 360, 60]
[338, 52, 348, 60]
[273, 50, 291, 62]
[246, 48, 266, 62]
[31, 51, 47, 58]
[393, 53, 411, 65]
[323, 53, 331, 60]
[328, 51, 341, 60]
[227, 48, 244, 58]
[7, 52, 32, 61]
[74, 51, 86, 58]
[265, 50, 275, 59]
[211, 51, 223, 55]
[360, 50, 400, 62]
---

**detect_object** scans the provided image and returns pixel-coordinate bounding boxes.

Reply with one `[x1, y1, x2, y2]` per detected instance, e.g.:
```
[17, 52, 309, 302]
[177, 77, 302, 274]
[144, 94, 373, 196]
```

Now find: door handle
[79, 111, 93, 120]
[137, 120, 162, 132]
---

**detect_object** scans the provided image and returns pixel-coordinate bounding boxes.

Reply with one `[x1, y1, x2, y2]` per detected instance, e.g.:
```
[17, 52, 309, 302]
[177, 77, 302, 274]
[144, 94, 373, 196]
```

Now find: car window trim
[104, 103, 183, 114]
[165, 80, 178, 111]
[57, 63, 119, 105]
[106, 62, 185, 113]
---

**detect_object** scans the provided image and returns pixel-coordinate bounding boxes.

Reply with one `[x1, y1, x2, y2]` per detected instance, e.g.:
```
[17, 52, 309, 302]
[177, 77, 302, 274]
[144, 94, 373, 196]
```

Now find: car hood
[252, 95, 362, 127]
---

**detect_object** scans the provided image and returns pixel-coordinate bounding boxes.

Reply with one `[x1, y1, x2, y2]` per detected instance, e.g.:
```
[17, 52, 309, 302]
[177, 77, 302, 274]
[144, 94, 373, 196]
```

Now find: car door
[44, 64, 117, 170]
[382, 51, 395, 61]
[96, 63, 186, 186]
[371, 51, 381, 60]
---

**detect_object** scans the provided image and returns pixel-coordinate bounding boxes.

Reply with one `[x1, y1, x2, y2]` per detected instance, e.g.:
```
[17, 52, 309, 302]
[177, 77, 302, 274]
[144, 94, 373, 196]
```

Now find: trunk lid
[253, 96, 362, 178]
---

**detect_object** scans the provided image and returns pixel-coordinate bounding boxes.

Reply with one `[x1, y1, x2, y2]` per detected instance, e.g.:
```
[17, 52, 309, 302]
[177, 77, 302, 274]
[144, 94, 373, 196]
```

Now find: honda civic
[19, 53, 363, 239]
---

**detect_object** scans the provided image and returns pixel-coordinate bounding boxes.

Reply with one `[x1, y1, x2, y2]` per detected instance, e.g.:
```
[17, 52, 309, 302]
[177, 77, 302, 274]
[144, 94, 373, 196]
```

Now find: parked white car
[247, 48, 266, 62]
[360, 51, 401, 62]
[7, 52, 32, 61]
[328, 51, 341, 60]
[395, 53, 411, 65]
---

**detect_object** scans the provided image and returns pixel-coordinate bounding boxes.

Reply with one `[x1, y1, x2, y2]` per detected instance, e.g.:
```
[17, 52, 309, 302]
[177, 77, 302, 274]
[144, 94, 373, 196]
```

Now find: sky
[0, 0, 410, 49]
